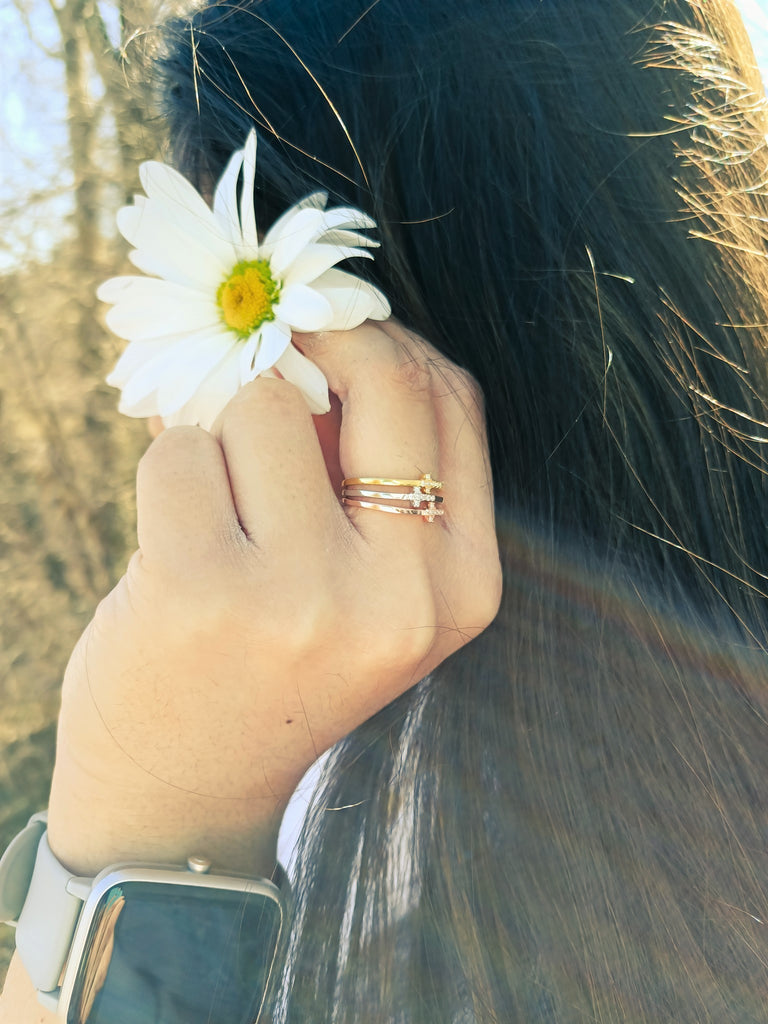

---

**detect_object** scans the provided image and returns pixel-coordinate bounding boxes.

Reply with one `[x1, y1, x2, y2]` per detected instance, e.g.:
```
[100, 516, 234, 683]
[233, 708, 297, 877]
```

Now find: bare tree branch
[7, 0, 62, 57]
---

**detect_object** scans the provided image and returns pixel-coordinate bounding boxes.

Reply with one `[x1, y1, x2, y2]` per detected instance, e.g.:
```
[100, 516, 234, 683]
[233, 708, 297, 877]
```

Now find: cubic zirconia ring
[341, 474, 444, 522]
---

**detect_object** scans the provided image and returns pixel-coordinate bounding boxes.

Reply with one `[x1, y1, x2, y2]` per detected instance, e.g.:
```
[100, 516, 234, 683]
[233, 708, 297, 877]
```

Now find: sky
[0, 0, 69, 267]
[1, 0, 768, 271]
[741, 0, 768, 64]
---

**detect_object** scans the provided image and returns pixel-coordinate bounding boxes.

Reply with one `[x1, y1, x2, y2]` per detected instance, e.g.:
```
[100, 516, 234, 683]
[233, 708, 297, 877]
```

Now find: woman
[3, 0, 768, 1020]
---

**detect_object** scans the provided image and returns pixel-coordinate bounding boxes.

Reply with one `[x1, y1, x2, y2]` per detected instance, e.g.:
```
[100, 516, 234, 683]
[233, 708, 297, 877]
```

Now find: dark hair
[159, 2, 768, 1020]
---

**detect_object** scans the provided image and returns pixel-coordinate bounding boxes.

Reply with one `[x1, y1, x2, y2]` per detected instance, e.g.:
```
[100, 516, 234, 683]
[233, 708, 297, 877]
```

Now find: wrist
[49, 626, 298, 878]
[47, 721, 286, 879]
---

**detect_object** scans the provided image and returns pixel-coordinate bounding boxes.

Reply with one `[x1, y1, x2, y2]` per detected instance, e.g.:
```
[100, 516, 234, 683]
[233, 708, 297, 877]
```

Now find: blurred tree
[51, 0, 163, 576]
[0, 0, 170, 984]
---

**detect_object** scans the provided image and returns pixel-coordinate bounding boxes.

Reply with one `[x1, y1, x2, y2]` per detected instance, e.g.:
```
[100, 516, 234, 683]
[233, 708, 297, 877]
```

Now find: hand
[47, 321, 501, 875]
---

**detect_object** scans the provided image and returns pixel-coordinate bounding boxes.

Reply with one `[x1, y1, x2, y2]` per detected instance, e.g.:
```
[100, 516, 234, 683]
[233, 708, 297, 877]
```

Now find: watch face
[64, 878, 284, 1024]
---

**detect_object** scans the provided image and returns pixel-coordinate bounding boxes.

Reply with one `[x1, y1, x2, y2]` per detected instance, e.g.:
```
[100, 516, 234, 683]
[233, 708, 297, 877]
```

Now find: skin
[0, 321, 502, 1020]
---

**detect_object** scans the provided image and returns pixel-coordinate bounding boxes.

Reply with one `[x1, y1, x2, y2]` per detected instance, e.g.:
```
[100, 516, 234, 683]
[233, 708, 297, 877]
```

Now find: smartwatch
[0, 812, 287, 1024]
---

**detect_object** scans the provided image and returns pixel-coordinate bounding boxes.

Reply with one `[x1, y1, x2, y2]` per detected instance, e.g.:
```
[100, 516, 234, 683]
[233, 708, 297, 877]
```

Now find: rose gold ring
[341, 474, 444, 523]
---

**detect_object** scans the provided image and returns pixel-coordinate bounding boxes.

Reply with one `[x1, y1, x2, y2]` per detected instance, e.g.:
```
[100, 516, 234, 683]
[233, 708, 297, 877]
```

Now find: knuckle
[224, 376, 307, 425]
[248, 557, 334, 642]
[363, 625, 435, 679]
[458, 368, 485, 409]
[364, 571, 437, 672]
[476, 556, 504, 627]
[389, 347, 432, 395]
[459, 546, 504, 629]
[137, 425, 208, 484]
[260, 599, 330, 656]
[434, 359, 485, 408]
[398, 619, 438, 670]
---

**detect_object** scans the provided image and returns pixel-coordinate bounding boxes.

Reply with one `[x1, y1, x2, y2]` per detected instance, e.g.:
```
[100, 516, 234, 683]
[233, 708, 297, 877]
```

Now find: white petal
[268, 208, 328, 275]
[273, 343, 330, 414]
[213, 146, 245, 245]
[165, 346, 242, 430]
[99, 275, 207, 306]
[104, 280, 220, 341]
[146, 198, 237, 262]
[251, 320, 292, 374]
[128, 247, 224, 294]
[300, 192, 329, 211]
[239, 130, 259, 250]
[118, 390, 165, 419]
[122, 223, 230, 293]
[237, 322, 292, 384]
[316, 207, 377, 232]
[161, 406, 189, 428]
[275, 284, 333, 331]
[283, 243, 373, 287]
[238, 334, 259, 382]
[156, 331, 233, 416]
[107, 338, 176, 388]
[119, 335, 197, 409]
[261, 192, 328, 253]
[119, 202, 235, 287]
[317, 228, 380, 249]
[97, 275, 137, 303]
[311, 268, 391, 329]
[139, 161, 215, 228]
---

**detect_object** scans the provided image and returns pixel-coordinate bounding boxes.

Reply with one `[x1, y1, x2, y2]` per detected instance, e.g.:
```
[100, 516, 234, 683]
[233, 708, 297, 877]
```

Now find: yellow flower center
[216, 260, 281, 338]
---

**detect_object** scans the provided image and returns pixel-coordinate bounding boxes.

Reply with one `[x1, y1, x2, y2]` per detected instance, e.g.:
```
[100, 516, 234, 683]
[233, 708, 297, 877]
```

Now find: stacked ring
[341, 474, 444, 522]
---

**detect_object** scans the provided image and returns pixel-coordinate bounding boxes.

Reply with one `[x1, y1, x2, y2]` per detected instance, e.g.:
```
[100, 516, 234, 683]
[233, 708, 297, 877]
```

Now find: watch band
[19, 834, 93, 994]
[0, 811, 46, 924]
[1, 812, 94, 994]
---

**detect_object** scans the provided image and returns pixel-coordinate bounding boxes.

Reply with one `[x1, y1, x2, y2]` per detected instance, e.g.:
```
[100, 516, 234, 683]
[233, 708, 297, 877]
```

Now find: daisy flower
[98, 130, 390, 428]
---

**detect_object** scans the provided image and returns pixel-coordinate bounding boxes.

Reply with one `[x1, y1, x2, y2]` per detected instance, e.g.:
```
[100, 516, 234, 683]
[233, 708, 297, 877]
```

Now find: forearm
[47, 721, 284, 879]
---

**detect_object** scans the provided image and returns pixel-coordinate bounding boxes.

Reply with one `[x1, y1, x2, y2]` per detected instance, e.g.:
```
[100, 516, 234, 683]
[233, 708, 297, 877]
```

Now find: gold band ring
[340, 474, 444, 523]
[342, 474, 441, 492]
